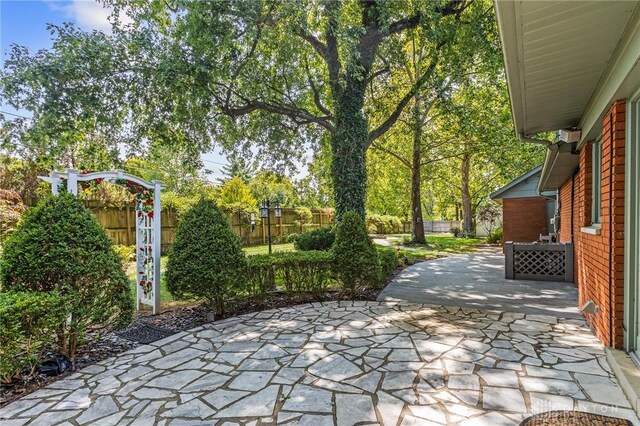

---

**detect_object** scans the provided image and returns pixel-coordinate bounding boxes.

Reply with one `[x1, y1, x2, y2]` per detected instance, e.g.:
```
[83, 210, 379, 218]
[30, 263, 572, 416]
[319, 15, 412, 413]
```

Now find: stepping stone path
[1, 301, 638, 425]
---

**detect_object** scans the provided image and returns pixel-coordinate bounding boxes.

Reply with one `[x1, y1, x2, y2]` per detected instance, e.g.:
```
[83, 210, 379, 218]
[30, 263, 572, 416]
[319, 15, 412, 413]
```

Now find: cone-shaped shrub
[166, 199, 247, 315]
[0, 192, 132, 357]
[332, 210, 379, 296]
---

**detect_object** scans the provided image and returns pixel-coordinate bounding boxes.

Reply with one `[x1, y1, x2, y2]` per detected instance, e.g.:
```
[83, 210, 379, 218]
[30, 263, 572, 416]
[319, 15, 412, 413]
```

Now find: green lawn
[242, 242, 295, 255]
[383, 233, 485, 254]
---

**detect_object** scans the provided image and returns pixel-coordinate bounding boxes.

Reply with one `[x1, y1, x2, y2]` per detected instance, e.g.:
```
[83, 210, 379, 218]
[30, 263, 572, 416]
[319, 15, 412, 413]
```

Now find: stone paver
[1, 301, 638, 425]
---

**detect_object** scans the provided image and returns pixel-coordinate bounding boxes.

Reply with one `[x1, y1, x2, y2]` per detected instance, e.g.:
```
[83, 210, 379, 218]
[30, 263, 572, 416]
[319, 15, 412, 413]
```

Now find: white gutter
[518, 133, 551, 146]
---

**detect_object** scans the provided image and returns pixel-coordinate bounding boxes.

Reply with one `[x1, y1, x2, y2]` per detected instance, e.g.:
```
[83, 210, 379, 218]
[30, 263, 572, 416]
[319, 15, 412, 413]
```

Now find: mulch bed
[520, 411, 632, 426]
[0, 280, 390, 407]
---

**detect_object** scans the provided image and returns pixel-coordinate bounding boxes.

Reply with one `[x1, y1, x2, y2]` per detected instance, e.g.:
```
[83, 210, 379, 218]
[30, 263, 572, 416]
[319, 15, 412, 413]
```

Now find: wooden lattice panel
[514, 249, 565, 277]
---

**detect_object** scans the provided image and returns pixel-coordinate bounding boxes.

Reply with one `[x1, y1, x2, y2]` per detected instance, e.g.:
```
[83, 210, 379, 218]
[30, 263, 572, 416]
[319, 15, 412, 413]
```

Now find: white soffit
[496, 1, 639, 136]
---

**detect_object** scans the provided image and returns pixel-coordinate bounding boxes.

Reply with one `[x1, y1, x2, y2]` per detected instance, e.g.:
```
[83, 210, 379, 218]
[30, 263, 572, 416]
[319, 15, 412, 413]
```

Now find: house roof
[490, 166, 542, 200]
[495, 1, 640, 190]
[495, 1, 639, 138]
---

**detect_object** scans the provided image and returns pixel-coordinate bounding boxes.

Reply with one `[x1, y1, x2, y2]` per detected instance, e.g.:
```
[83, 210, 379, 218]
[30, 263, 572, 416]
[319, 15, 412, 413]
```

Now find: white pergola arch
[39, 169, 164, 314]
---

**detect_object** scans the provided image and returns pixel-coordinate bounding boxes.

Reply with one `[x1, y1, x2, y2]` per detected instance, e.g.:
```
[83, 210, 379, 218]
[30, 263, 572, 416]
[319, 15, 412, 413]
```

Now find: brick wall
[502, 197, 548, 243]
[557, 100, 626, 348]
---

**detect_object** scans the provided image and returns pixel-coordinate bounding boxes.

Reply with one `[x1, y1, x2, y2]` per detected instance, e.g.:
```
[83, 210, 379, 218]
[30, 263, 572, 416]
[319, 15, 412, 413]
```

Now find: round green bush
[0, 193, 132, 357]
[166, 199, 247, 315]
[332, 211, 379, 296]
[294, 227, 335, 251]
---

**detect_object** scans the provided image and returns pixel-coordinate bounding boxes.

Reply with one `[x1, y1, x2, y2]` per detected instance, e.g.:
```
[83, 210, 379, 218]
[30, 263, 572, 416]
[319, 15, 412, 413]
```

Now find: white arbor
[39, 169, 164, 314]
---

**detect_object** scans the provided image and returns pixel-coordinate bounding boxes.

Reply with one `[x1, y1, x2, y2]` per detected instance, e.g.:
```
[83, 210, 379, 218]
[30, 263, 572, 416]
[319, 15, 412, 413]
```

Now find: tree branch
[324, 0, 342, 95]
[304, 60, 332, 117]
[370, 141, 412, 169]
[388, 0, 470, 34]
[367, 47, 441, 145]
[296, 31, 328, 60]
[220, 98, 335, 133]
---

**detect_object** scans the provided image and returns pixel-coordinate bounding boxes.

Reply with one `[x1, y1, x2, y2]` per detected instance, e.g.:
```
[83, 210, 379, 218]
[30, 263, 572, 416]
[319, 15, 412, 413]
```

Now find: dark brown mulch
[0, 281, 389, 407]
[520, 411, 632, 426]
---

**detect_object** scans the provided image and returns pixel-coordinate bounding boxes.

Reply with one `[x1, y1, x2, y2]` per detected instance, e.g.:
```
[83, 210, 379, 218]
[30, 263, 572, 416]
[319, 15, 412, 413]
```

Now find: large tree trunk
[460, 153, 473, 234]
[331, 84, 368, 219]
[410, 96, 426, 244]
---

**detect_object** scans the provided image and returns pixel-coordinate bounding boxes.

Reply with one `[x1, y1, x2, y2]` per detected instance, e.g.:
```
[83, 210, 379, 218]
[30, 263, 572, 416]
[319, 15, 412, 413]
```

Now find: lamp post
[260, 200, 281, 254]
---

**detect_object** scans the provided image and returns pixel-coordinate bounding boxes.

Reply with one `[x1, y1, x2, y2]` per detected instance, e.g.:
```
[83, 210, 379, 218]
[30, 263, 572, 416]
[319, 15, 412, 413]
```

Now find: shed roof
[490, 166, 542, 200]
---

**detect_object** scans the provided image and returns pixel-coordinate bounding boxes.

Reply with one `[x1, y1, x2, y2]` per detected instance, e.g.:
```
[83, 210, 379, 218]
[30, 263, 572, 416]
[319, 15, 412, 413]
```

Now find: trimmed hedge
[0, 292, 68, 382]
[246, 251, 334, 296]
[377, 248, 398, 282]
[293, 227, 335, 251]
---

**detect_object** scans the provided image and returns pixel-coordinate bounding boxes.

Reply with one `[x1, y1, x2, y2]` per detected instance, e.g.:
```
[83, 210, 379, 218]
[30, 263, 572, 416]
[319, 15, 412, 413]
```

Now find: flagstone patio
[1, 301, 637, 426]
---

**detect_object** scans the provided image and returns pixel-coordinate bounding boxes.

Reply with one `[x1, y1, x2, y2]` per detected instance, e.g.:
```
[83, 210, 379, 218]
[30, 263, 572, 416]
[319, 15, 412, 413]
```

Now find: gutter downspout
[608, 113, 614, 347]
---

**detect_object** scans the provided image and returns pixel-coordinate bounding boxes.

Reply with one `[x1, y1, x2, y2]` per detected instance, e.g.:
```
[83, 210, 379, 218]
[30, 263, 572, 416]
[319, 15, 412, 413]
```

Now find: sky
[0, 0, 233, 181]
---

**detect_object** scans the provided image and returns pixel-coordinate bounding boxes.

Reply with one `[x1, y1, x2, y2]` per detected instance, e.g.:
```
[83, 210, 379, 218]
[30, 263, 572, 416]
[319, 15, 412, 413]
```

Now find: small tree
[219, 176, 257, 216]
[332, 211, 379, 297]
[166, 199, 247, 316]
[294, 207, 313, 233]
[477, 201, 502, 235]
[0, 193, 132, 357]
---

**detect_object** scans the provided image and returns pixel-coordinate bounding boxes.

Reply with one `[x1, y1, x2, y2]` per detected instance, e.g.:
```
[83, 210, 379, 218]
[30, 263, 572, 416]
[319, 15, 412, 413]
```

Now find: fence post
[565, 243, 574, 283]
[505, 242, 514, 279]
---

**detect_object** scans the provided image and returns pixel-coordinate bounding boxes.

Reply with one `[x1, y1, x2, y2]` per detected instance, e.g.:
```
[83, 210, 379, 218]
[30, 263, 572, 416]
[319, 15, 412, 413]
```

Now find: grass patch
[383, 233, 485, 254]
[243, 243, 295, 255]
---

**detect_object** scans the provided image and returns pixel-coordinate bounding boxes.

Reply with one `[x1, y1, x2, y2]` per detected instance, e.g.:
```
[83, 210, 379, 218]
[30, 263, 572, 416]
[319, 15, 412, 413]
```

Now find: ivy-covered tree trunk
[461, 153, 473, 233]
[331, 85, 369, 219]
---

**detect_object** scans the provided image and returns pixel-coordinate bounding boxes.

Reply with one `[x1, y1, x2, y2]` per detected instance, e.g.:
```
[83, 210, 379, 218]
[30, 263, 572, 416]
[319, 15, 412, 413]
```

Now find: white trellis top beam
[39, 169, 167, 193]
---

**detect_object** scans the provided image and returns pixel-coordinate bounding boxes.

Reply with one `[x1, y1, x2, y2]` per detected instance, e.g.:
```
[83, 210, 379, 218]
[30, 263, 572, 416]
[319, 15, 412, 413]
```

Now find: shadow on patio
[377, 249, 581, 318]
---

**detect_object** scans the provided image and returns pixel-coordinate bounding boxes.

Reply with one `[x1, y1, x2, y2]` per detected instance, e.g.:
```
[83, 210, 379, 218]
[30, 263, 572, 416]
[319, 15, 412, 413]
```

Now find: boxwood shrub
[0, 291, 68, 382]
[167, 199, 247, 316]
[333, 211, 379, 296]
[377, 247, 399, 282]
[0, 193, 133, 357]
[293, 227, 335, 251]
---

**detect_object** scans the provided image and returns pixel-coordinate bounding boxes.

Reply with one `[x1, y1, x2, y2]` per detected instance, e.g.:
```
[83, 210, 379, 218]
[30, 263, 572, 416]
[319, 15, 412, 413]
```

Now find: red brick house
[490, 166, 556, 244]
[495, 0, 639, 368]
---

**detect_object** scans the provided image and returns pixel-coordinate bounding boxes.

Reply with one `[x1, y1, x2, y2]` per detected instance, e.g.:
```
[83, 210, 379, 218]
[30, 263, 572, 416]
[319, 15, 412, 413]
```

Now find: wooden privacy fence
[398, 220, 461, 234]
[83, 202, 333, 252]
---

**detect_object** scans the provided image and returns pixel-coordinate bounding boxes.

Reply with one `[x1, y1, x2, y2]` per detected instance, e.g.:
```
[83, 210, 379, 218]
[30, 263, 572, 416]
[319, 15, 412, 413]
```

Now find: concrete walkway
[0, 301, 637, 426]
[378, 250, 581, 318]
